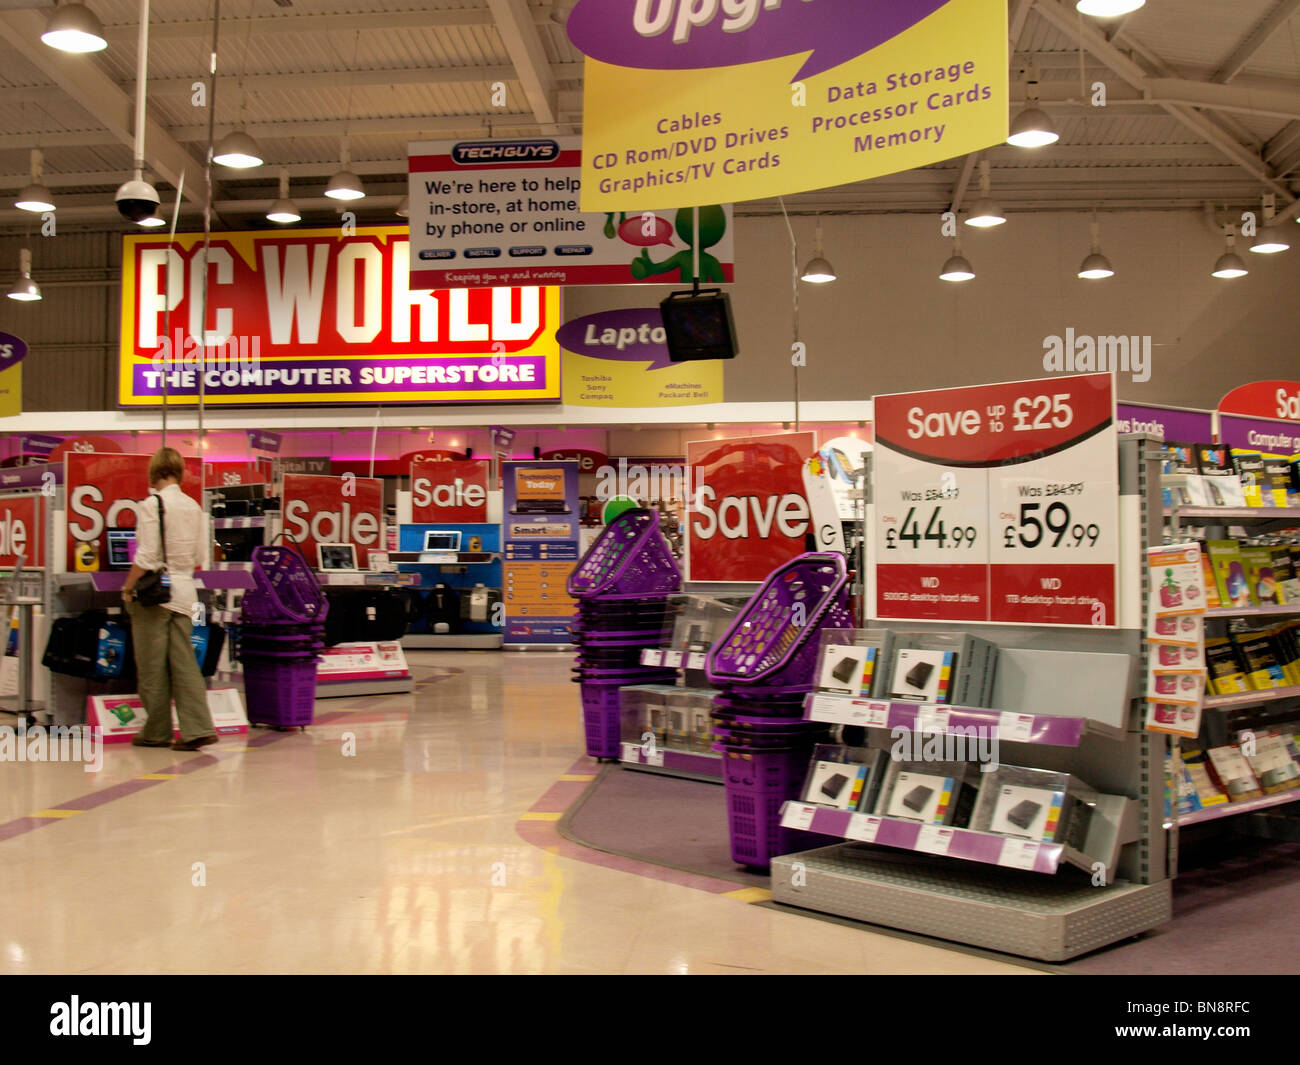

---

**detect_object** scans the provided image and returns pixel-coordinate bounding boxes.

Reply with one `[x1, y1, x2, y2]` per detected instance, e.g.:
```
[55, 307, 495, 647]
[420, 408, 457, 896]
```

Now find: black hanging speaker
[533, 446, 541, 459]
[660, 288, 739, 362]
[464, 446, 473, 459]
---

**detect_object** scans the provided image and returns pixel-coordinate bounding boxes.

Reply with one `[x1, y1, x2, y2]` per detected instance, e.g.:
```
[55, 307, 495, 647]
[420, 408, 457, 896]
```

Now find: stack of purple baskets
[567, 509, 682, 759]
[705, 553, 851, 868]
[236, 545, 328, 730]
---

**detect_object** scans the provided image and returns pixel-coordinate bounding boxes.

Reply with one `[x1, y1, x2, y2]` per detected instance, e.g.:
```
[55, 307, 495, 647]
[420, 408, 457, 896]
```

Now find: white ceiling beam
[948, 153, 979, 213]
[0, 8, 218, 210]
[486, 0, 559, 134]
[1211, 0, 1300, 83]
[1031, 0, 1295, 204]
[99, 9, 504, 42]
[1, 63, 586, 103]
[1020, 77, 1300, 120]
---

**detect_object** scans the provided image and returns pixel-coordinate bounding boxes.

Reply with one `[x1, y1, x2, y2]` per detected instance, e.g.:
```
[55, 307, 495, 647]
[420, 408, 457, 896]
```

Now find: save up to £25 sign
[872, 374, 1119, 626]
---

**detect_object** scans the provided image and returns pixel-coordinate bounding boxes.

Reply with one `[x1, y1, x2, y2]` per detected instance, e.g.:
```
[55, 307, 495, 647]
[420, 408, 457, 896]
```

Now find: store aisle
[0, 653, 1034, 975]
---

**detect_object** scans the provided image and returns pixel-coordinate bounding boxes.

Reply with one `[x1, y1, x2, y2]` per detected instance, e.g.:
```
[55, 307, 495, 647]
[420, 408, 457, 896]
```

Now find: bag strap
[155, 493, 168, 569]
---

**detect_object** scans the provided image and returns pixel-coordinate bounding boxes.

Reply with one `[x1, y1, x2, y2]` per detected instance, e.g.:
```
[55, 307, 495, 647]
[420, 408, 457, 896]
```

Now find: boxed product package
[670, 594, 747, 653]
[1161, 441, 1205, 506]
[1244, 732, 1300, 794]
[801, 745, 886, 811]
[1196, 444, 1248, 507]
[1169, 751, 1203, 818]
[1145, 700, 1201, 736]
[1149, 542, 1209, 613]
[1240, 546, 1282, 606]
[889, 632, 998, 707]
[1200, 545, 1223, 609]
[970, 765, 1098, 848]
[1230, 449, 1268, 507]
[1271, 548, 1300, 603]
[874, 758, 977, 826]
[1207, 540, 1254, 608]
[1206, 744, 1264, 801]
[814, 628, 895, 697]
[1149, 612, 1203, 645]
[1229, 626, 1289, 690]
[1147, 669, 1205, 704]
[1205, 636, 1250, 695]
[1261, 454, 1294, 508]
[1184, 760, 1229, 807]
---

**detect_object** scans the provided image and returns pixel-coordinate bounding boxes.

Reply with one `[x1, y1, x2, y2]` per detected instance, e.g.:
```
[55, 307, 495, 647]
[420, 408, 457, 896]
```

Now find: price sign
[915, 825, 954, 855]
[663, 650, 684, 669]
[997, 838, 1041, 870]
[686, 651, 707, 670]
[997, 711, 1035, 743]
[642, 649, 663, 667]
[781, 802, 818, 831]
[873, 374, 1118, 626]
[845, 814, 882, 843]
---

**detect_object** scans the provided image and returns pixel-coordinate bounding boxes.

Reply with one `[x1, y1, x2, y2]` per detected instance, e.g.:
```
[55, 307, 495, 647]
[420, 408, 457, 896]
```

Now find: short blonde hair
[148, 446, 185, 485]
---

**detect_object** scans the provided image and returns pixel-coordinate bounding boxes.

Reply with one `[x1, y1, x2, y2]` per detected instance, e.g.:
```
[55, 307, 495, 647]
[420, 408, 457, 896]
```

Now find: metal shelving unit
[770, 436, 1173, 962]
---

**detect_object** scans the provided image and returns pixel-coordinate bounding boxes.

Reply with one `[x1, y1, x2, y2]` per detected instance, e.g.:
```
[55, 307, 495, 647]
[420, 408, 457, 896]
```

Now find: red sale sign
[65, 453, 202, 571]
[686, 432, 816, 583]
[282, 473, 383, 567]
[0, 494, 44, 567]
[410, 458, 490, 523]
[1219, 380, 1300, 422]
[205, 460, 274, 487]
[873, 374, 1118, 627]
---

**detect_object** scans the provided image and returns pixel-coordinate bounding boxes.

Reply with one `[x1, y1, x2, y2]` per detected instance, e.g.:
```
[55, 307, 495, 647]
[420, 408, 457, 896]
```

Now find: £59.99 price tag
[873, 374, 1118, 627]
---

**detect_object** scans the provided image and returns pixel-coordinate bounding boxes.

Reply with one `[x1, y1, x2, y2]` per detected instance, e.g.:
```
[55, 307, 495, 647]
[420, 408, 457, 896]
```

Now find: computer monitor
[317, 543, 358, 572]
[422, 530, 461, 552]
[106, 528, 137, 570]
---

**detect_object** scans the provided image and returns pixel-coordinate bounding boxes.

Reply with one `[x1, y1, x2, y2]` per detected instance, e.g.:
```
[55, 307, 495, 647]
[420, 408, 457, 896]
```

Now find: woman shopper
[122, 447, 217, 752]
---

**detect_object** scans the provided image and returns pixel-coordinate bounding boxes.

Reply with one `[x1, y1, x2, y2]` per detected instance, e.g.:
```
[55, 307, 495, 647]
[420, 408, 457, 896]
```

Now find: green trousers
[127, 603, 215, 744]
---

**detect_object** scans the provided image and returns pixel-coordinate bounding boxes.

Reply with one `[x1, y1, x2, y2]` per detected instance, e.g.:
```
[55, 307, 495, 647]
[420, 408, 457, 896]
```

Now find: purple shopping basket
[706, 553, 850, 687]
[241, 546, 329, 623]
[243, 658, 318, 728]
[567, 509, 681, 600]
[579, 681, 625, 758]
[721, 747, 817, 868]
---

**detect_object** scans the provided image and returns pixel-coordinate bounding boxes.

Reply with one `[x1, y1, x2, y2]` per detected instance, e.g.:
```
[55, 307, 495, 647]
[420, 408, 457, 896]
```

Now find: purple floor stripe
[0, 817, 52, 841]
[54, 778, 161, 811]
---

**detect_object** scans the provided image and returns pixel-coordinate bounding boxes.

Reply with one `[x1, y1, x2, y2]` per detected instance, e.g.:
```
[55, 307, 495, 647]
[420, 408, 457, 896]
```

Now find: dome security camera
[115, 177, 160, 223]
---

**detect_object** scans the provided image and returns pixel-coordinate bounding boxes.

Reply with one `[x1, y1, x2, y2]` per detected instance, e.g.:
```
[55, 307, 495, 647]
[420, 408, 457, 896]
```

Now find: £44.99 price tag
[873, 373, 1118, 627]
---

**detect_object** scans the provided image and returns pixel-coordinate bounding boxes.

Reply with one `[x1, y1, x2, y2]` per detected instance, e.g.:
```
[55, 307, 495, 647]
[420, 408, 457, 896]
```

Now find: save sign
[411, 458, 490, 523]
[686, 432, 818, 582]
[281, 474, 383, 567]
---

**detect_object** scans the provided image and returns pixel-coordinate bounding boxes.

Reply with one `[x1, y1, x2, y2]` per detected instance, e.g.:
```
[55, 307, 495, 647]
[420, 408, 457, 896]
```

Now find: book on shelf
[1196, 444, 1248, 507]
[1239, 546, 1282, 606]
[1199, 545, 1223, 609]
[1206, 744, 1264, 802]
[1207, 540, 1254, 608]
[1230, 449, 1268, 507]
[1205, 636, 1250, 695]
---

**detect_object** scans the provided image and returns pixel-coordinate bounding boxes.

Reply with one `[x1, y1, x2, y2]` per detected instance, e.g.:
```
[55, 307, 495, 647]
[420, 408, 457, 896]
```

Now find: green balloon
[602, 496, 639, 524]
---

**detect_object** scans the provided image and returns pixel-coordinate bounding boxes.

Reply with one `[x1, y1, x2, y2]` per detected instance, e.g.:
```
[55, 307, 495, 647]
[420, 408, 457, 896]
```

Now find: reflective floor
[0, 652, 1033, 975]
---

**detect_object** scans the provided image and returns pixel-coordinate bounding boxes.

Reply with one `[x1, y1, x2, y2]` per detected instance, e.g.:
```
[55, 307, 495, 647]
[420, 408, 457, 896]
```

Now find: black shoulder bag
[134, 494, 172, 607]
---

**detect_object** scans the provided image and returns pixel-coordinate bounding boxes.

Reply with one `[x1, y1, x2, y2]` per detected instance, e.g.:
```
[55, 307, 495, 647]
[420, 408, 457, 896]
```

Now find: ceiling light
[7, 249, 41, 302]
[395, 195, 409, 218]
[964, 159, 1005, 227]
[1076, 0, 1145, 16]
[1211, 232, 1248, 278]
[1251, 225, 1290, 253]
[213, 129, 263, 169]
[1078, 216, 1114, 278]
[137, 215, 167, 227]
[41, 2, 108, 52]
[1007, 106, 1058, 148]
[800, 219, 836, 283]
[14, 150, 55, 212]
[940, 239, 975, 282]
[325, 140, 365, 200]
[267, 169, 300, 223]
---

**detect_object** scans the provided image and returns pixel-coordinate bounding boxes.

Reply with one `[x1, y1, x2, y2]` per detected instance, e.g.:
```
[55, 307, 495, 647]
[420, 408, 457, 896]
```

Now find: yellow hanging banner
[569, 0, 1008, 211]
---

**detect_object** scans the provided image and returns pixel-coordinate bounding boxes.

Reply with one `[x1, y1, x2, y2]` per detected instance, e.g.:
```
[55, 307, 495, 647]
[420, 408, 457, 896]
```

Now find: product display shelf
[212, 516, 266, 530]
[620, 741, 722, 783]
[771, 437, 1174, 961]
[1176, 788, 1300, 828]
[0, 564, 52, 726]
[802, 692, 1127, 746]
[1203, 683, 1300, 709]
[779, 795, 1138, 875]
[1166, 504, 1300, 535]
[395, 523, 506, 651]
[1204, 603, 1300, 619]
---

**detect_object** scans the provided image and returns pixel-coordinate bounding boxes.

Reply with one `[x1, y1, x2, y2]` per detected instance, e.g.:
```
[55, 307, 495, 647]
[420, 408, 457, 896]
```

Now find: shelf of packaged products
[779, 801, 1069, 874]
[1165, 505, 1300, 524]
[1177, 788, 1300, 827]
[1204, 603, 1300, 619]
[1203, 683, 1300, 709]
[312, 572, 408, 587]
[55, 569, 256, 591]
[389, 552, 500, 564]
[400, 633, 503, 649]
[800, 691, 1125, 745]
[619, 742, 723, 781]
[212, 516, 266, 529]
[639, 648, 708, 670]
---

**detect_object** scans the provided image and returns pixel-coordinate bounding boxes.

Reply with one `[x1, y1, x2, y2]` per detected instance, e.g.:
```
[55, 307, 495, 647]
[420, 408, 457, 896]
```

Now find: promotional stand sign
[568, 0, 1008, 210]
[872, 373, 1119, 627]
[64, 452, 203, 572]
[1115, 403, 1213, 442]
[502, 460, 580, 644]
[0, 493, 44, 568]
[281, 473, 383, 568]
[408, 136, 735, 289]
[686, 432, 836, 583]
[410, 457, 490, 524]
